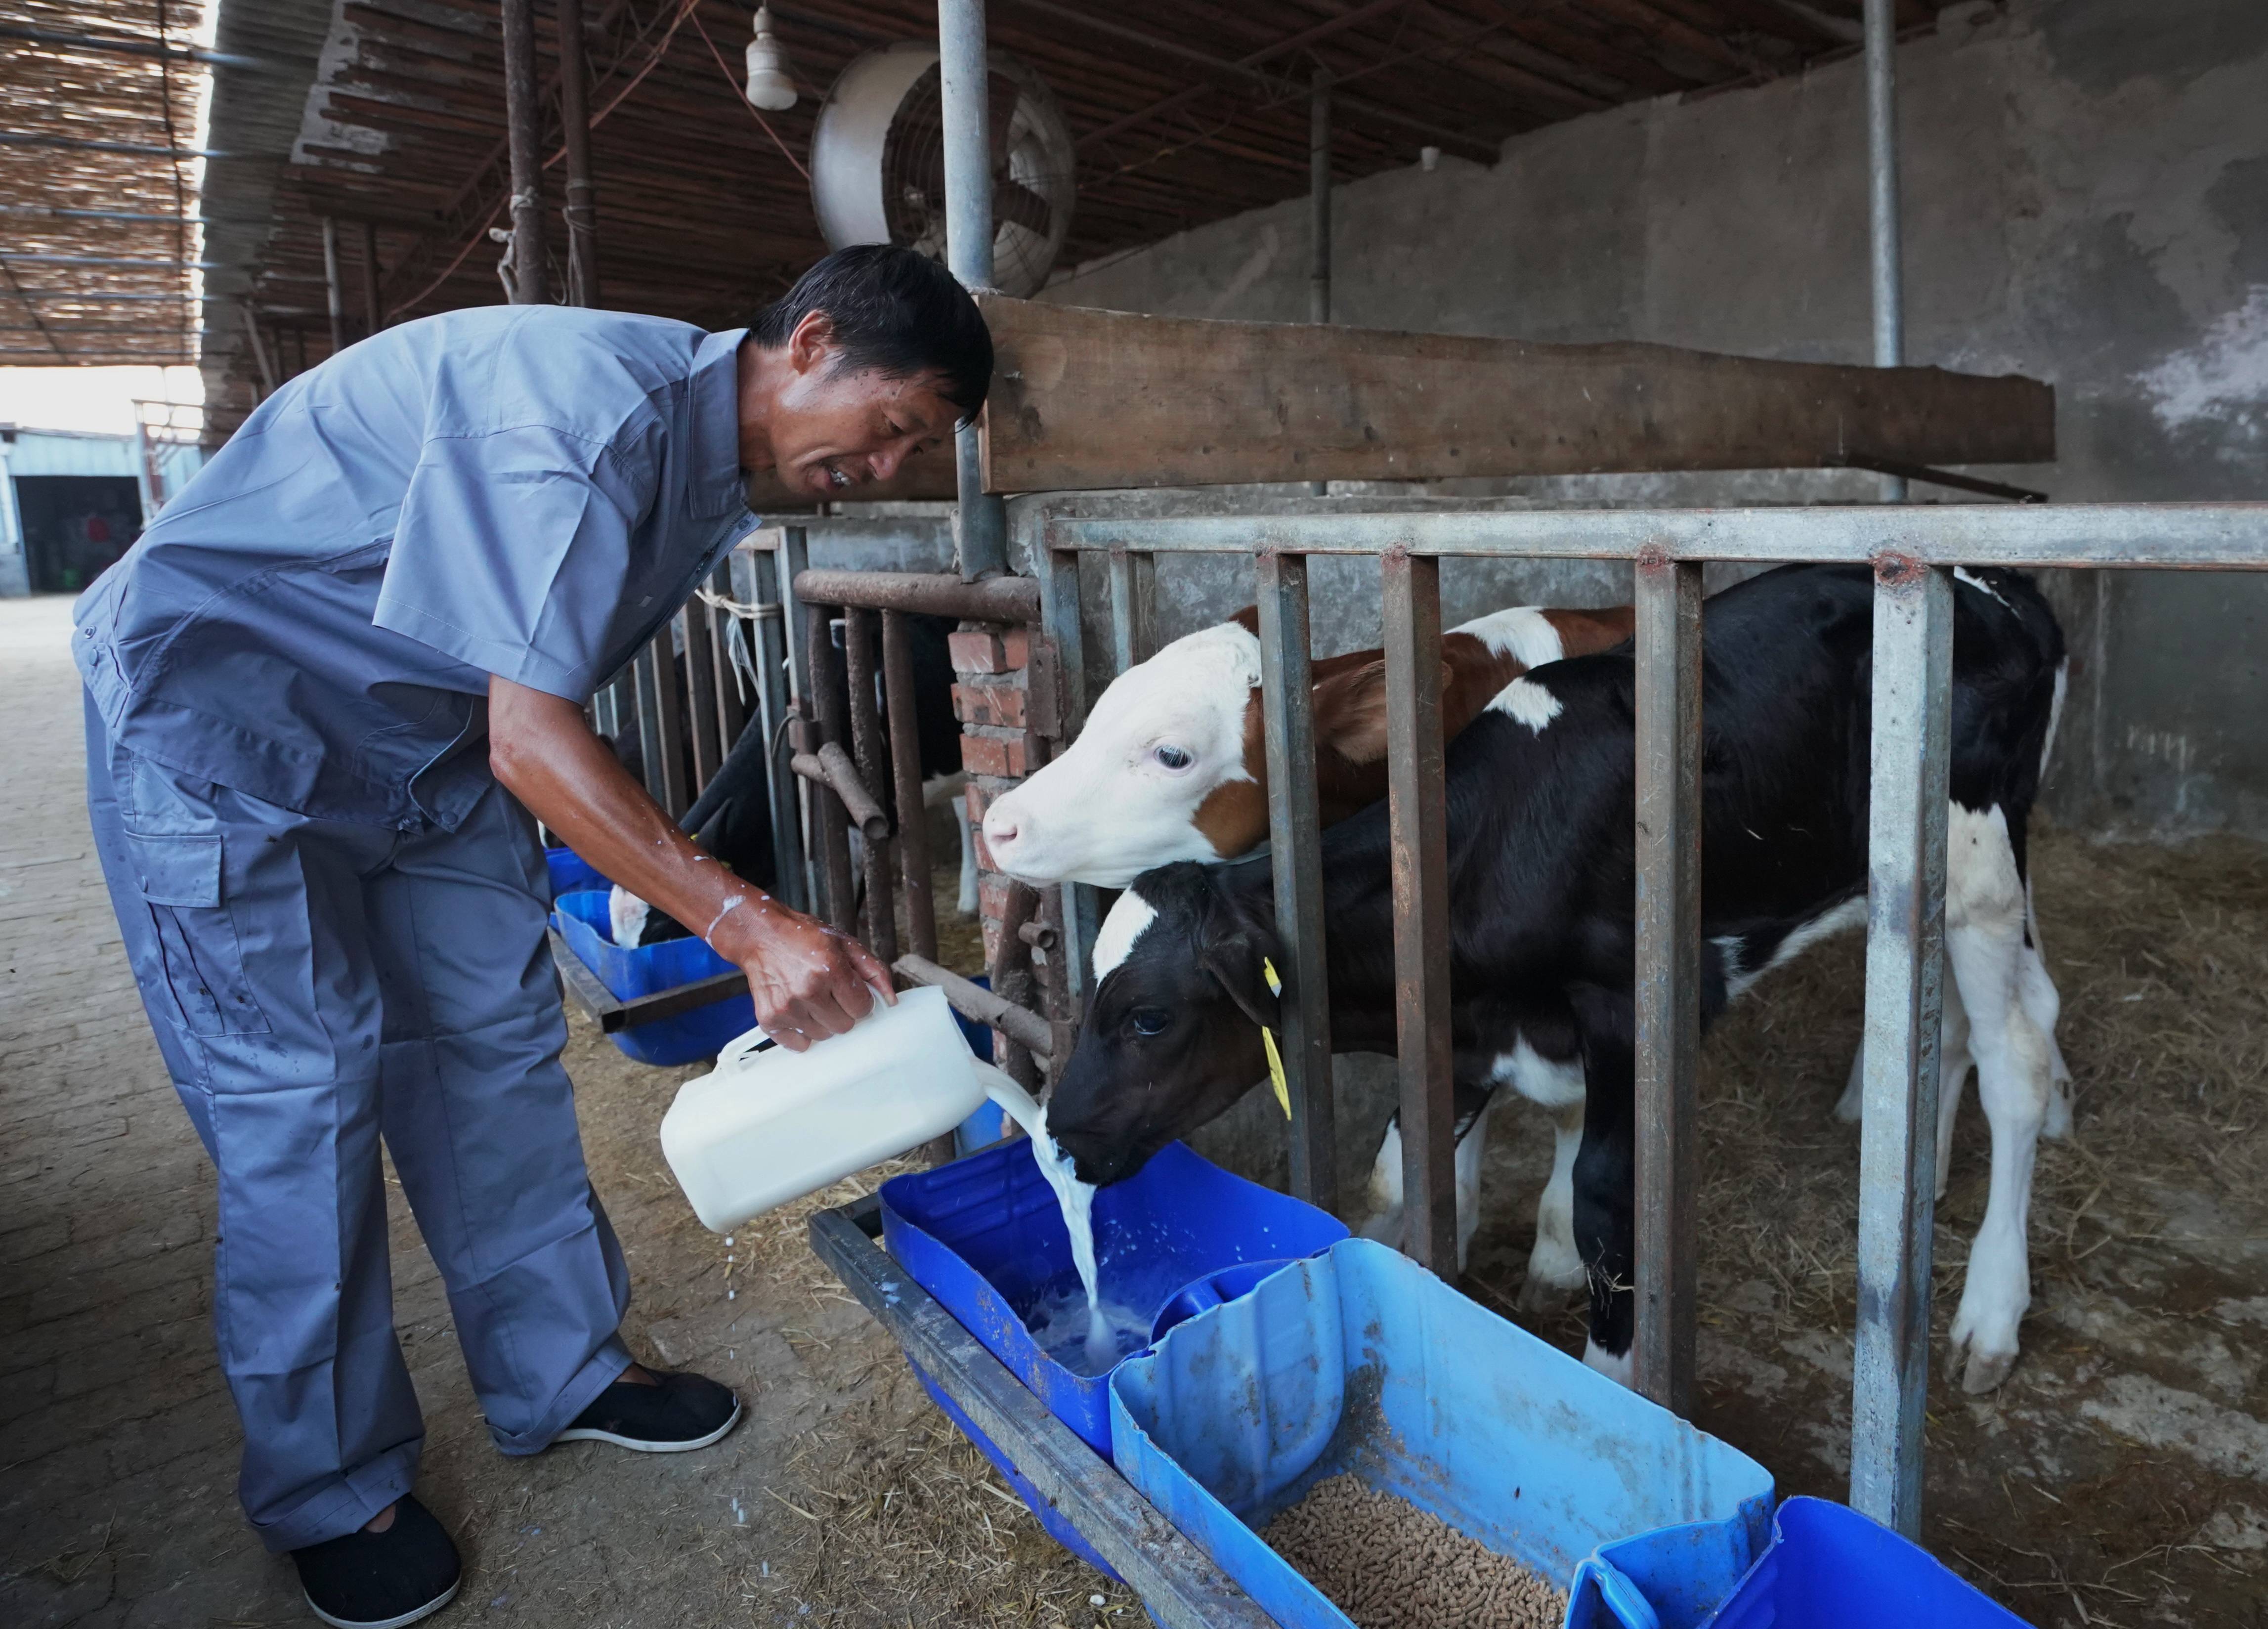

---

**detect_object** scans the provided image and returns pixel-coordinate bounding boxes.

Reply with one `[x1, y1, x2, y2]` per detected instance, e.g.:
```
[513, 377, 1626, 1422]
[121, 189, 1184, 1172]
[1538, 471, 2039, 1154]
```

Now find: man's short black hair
[750, 245, 993, 421]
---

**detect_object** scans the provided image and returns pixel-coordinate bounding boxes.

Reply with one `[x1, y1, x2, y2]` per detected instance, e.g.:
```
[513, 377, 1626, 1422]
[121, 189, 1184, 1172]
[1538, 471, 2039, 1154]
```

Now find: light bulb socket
[744, 7, 797, 111]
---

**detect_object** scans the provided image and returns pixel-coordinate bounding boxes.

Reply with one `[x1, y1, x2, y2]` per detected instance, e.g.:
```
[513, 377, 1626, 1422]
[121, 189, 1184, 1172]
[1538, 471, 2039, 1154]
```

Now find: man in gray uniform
[75, 246, 990, 1628]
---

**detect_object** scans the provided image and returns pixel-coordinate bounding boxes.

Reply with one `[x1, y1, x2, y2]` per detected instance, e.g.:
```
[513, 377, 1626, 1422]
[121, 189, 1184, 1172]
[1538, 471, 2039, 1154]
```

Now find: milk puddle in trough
[972, 1062, 1138, 1375]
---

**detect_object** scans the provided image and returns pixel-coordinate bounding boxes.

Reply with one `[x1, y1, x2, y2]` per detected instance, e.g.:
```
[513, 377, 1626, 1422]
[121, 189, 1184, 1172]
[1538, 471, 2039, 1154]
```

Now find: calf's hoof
[2043, 1084, 2074, 1142]
[1948, 1314, 2020, 1395]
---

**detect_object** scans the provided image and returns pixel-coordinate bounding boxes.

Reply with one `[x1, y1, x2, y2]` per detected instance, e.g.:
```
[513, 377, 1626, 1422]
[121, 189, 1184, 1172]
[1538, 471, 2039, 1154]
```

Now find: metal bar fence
[1038, 499, 2268, 1540]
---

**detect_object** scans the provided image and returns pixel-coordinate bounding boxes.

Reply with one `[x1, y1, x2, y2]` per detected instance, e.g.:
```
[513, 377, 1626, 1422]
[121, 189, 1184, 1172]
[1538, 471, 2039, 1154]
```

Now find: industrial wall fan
[810, 43, 1075, 298]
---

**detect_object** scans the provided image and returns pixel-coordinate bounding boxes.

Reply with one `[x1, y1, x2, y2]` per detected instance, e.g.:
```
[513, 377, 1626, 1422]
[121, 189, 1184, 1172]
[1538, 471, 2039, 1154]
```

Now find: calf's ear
[1200, 933, 1281, 1030]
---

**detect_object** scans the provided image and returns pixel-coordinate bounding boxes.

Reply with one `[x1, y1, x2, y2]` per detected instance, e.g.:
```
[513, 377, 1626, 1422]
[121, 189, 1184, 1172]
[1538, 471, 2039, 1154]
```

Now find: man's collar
[689, 327, 749, 517]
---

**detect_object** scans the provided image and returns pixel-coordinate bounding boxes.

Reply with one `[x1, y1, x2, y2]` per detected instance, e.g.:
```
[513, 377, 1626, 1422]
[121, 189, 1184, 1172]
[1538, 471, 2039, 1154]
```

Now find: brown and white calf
[981, 601, 1636, 887]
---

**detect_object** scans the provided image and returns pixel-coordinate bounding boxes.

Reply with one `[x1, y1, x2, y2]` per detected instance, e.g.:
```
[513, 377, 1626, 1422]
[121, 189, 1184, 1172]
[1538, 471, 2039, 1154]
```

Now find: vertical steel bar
[1864, 0, 1906, 503]
[499, 0, 548, 305]
[1308, 69, 1330, 499]
[1107, 547, 1137, 674]
[939, 0, 1007, 579]
[1632, 553, 1703, 1416]
[556, 0, 599, 309]
[1038, 534, 1099, 1004]
[1849, 558, 1953, 1537]
[708, 564, 748, 755]
[1256, 550, 1337, 1215]
[632, 641, 667, 806]
[776, 525, 823, 914]
[320, 216, 344, 355]
[883, 609, 939, 962]
[843, 608, 900, 965]
[1381, 549, 1456, 1277]
[806, 603, 858, 934]
[359, 219, 382, 336]
[680, 605, 723, 793]
[647, 629, 688, 817]
[744, 546, 808, 914]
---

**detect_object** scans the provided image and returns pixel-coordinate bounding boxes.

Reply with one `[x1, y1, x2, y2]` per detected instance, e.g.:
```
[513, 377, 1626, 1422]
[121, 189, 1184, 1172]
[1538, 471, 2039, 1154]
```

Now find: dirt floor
[3, 581, 2263, 1628]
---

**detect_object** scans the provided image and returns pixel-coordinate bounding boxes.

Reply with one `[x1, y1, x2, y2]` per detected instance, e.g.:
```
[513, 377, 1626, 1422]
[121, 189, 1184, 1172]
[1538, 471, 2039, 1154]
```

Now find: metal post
[742, 543, 809, 914]
[500, 0, 549, 305]
[680, 605, 723, 793]
[883, 609, 939, 962]
[1106, 548, 1155, 672]
[645, 630, 688, 815]
[1257, 550, 1337, 1215]
[1850, 557, 1953, 1537]
[1037, 531, 1100, 1003]
[1308, 69, 1330, 499]
[320, 216, 344, 355]
[1632, 552, 1703, 1415]
[938, 0, 1006, 578]
[359, 219, 382, 336]
[240, 301, 276, 397]
[1381, 548, 1456, 1277]
[707, 563, 749, 753]
[1864, 0, 1905, 503]
[806, 603, 857, 935]
[632, 639, 668, 807]
[843, 608, 900, 965]
[557, 0, 599, 308]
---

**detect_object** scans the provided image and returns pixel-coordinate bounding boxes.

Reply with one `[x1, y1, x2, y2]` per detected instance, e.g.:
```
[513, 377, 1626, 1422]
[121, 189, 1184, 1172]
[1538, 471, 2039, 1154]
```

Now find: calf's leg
[1944, 804, 2054, 1394]
[1567, 993, 1638, 1387]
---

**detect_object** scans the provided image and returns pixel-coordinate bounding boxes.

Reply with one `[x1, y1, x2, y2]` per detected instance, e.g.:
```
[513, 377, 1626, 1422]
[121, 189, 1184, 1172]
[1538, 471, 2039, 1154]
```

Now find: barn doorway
[15, 474, 143, 595]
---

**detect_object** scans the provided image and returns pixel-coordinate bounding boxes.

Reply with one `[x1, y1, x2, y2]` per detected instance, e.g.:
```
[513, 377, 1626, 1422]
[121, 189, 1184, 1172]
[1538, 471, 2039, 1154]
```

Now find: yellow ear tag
[1260, 958, 1290, 1119]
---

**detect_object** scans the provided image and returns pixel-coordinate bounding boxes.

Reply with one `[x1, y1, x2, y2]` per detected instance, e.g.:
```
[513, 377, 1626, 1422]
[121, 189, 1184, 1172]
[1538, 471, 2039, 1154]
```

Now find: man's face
[745, 311, 960, 497]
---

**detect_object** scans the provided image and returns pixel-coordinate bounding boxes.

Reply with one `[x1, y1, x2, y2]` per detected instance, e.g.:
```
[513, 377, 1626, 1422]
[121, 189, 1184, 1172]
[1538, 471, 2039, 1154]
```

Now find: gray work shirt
[76, 305, 759, 831]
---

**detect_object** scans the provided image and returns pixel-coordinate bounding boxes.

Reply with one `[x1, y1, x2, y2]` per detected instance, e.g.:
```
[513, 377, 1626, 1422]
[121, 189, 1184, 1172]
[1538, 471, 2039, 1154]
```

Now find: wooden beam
[975, 297, 2054, 492]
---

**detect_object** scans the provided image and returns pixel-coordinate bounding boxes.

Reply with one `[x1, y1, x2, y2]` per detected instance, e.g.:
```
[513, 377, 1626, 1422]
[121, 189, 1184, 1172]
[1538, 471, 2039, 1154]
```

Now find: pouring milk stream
[659, 987, 1115, 1369]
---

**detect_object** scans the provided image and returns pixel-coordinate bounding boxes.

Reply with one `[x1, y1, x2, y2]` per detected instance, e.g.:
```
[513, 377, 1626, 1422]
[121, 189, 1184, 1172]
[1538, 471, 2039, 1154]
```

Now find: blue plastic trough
[1109, 1239, 1776, 1629]
[544, 845, 609, 900]
[879, 1140, 1347, 1574]
[1567, 1495, 2030, 1629]
[550, 889, 755, 1066]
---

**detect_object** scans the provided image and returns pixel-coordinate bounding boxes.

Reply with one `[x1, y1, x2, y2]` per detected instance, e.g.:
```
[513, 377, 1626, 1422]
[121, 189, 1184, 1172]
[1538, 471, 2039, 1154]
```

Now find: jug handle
[1571, 1556, 1663, 1629]
[718, 1027, 779, 1071]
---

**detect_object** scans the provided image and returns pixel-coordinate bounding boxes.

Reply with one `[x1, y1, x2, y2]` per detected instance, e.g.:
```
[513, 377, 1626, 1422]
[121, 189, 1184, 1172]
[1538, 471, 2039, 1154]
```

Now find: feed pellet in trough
[1260, 1472, 1567, 1629]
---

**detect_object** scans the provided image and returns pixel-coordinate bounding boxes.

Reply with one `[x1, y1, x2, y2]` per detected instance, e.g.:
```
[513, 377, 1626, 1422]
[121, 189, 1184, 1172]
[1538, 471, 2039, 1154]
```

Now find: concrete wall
[1038, 0, 2268, 841]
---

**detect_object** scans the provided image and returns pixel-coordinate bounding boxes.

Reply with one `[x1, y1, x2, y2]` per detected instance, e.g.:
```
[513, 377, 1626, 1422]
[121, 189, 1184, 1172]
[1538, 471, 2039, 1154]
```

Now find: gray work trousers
[84, 693, 632, 1551]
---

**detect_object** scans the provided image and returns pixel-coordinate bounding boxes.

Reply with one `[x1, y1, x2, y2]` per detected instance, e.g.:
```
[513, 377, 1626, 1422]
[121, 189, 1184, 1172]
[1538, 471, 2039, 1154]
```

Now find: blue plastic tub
[550, 890, 754, 1066]
[1109, 1239, 1775, 1629]
[1567, 1496, 2030, 1629]
[544, 846, 609, 900]
[879, 1139, 1347, 1573]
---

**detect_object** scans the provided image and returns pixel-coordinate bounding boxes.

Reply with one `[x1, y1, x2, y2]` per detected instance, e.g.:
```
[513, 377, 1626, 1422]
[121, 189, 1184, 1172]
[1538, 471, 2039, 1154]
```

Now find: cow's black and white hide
[608, 611, 975, 947]
[1047, 563, 2067, 1395]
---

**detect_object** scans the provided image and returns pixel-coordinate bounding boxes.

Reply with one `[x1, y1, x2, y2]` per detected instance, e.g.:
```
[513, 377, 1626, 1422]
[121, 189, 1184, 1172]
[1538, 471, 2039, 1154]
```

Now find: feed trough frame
[1032, 497, 2268, 1544]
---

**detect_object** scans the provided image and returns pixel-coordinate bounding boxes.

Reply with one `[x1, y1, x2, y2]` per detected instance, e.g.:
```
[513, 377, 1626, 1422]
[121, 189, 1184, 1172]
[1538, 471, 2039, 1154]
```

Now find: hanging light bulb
[743, 6, 797, 112]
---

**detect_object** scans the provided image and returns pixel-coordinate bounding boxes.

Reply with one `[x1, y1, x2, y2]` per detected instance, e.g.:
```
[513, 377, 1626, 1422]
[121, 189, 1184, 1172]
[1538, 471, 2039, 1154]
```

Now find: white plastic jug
[659, 986, 1024, 1232]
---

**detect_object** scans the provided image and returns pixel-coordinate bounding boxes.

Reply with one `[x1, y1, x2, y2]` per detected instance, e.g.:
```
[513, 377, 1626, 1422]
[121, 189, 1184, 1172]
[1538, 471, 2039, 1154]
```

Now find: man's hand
[704, 893, 892, 1050]
[487, 675, 893, 1051]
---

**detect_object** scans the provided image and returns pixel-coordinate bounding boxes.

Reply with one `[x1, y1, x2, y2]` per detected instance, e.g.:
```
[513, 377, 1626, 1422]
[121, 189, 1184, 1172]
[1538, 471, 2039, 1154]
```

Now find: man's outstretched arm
[488, 675, 890, 1050]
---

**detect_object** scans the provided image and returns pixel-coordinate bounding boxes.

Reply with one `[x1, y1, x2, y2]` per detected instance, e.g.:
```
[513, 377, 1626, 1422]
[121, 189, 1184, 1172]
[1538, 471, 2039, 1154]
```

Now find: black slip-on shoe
[554, 1369, 742, 1453]
[291, 1494, 461, 1629]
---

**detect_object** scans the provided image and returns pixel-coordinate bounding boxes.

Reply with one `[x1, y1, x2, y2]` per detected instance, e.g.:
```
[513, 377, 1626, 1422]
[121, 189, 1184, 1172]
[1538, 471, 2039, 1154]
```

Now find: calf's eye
[1153, 745, 1193, 771]
[1129, 1007, 1171, 1037]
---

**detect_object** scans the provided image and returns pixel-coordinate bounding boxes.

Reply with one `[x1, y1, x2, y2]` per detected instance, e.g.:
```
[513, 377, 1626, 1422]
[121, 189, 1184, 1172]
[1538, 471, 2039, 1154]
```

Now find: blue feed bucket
[1567, 1495, 2030, 1629]
[550, 890, 754, 1067]
[1109, 1239, 1775, 1629]
[878, 1140, 1347, 1573]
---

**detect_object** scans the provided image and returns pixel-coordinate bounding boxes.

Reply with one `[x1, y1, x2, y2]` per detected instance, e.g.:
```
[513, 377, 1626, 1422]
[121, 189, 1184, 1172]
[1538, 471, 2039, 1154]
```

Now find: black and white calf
[1047, 563, 2068, 1396]
[608, 610, 976, 946]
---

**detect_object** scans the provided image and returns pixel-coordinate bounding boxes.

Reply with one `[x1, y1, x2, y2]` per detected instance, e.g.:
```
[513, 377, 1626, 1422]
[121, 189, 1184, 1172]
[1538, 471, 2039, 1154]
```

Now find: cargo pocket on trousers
[126, 831, 272, 1037]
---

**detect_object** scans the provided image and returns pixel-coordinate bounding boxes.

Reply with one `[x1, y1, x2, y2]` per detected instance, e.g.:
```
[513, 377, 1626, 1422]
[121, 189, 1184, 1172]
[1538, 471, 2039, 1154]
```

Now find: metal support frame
[1037, 538, 1101, 1004]
[842, 608, 901, 965]
[1256, 550, 1336, 1215]
[557, 0, 599, 309]
[1107, 547, 1155, 672]
[1381, 549, 1457, 1277]
[1308, 68, 1331, 498]
[741, 541, 809, 914]
[939, 0, 1007, 579]
[883, 609, 939, 961]
[1850, 558, 1953, 1534]
[1632, 552, 1703, 1415]
[320, 217, 344, 355]
[679, 601, 723, 793]
[498, 0, 548, 305]
[805, 594, 857, 934]
[1040, 499, 2268, 1540]
[1865, 0, 1905, 504]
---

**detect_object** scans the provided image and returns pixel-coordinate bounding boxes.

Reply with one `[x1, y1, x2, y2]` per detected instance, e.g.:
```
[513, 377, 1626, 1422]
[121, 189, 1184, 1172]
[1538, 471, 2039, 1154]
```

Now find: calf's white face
[983, 622, 1263, 888]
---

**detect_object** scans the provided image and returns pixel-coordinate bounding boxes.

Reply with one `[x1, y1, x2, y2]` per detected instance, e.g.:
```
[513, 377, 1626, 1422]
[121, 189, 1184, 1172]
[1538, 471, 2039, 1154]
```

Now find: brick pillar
[948, 625, 1042, 1079]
